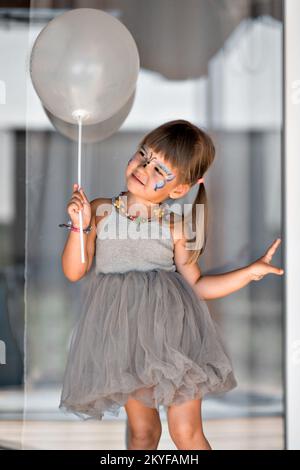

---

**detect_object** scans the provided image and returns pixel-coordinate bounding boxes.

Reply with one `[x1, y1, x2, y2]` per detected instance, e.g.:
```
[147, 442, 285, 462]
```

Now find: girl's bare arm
[61, 182, 110, 282]
[174, 237, 284, 301]
[61, 198, 102, 282]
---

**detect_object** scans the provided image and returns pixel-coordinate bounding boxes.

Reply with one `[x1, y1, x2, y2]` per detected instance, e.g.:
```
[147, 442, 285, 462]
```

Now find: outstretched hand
[248, 238, 284, 281]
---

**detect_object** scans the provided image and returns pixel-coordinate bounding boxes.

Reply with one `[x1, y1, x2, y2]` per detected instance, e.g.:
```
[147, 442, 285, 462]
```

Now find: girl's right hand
[67, 183, 92, 229]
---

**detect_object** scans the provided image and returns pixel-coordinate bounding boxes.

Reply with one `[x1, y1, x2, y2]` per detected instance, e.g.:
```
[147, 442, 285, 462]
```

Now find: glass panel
[0, 0, 283, 450]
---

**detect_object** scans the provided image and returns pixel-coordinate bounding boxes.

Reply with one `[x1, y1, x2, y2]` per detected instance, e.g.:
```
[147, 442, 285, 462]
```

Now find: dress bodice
[95, 199, 176, 274]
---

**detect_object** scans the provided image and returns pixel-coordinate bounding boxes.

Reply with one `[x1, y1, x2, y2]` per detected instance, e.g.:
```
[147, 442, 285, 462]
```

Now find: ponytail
[183, 182, 208, 265]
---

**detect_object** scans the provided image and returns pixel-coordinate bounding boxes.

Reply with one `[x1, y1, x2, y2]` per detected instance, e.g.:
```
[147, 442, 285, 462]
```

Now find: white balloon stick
[72, 109, 89, 264]
[76, 113, 85, 264]
[72, 110, 85, 263]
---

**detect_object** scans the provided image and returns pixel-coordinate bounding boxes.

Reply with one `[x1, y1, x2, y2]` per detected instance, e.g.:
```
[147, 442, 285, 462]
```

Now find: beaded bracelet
[58, 220, 92, 234]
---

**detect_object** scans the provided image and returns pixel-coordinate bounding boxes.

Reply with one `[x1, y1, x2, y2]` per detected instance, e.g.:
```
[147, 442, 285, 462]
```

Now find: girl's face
[126, 145, 180, 202]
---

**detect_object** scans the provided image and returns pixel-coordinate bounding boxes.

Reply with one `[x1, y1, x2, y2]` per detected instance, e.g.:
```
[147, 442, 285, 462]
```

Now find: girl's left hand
[248, 238, 284, 281]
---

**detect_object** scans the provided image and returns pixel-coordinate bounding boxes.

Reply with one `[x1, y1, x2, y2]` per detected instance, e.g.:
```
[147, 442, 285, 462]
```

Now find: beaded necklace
[112, 191, 170, 227]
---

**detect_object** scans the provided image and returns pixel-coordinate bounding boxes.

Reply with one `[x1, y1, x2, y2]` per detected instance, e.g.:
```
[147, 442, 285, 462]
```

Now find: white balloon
[43, 89, 136, 143]
[30, 8, 139, 125]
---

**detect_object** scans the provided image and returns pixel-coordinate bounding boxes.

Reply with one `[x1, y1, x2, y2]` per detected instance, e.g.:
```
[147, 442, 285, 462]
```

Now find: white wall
[209, 16, 282, 130]
[284, 0, 300, 451]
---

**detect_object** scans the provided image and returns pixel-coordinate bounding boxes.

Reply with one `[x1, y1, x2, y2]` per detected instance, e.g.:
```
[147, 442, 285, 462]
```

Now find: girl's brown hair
[138, 119, 215, 265]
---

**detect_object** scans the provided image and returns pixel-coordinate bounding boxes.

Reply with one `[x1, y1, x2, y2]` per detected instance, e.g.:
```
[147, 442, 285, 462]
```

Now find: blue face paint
[156, 162, 176, 180]
[154, 180, 166, 191]
[139, 145, 176, 191]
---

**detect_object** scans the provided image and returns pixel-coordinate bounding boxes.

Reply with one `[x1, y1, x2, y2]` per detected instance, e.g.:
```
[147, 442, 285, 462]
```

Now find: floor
[0, 386, 284, 449]
[0, 417, 284, 450]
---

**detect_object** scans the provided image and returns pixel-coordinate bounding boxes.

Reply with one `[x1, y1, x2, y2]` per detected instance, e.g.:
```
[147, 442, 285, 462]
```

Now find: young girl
[59, 119, 284, 450]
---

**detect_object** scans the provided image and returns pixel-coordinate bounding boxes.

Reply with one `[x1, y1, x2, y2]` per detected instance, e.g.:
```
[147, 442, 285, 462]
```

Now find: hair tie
[197, 177, 205, 184]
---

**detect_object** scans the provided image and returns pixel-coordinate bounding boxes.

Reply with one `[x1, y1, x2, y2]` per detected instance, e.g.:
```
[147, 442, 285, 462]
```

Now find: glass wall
[0, 0, 283, 450]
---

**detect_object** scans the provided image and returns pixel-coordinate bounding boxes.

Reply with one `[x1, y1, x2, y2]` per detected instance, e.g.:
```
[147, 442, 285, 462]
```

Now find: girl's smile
[131, 171, 145, 186]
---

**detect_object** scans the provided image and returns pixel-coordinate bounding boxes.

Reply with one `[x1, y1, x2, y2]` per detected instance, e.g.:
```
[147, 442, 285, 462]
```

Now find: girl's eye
[139, 149, 164, 177]
[139, 151, 147, 161]
[155, 167, 164, 176]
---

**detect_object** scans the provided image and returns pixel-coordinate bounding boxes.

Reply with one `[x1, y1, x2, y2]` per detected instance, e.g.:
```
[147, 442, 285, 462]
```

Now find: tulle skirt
[59, 267, 237, 420]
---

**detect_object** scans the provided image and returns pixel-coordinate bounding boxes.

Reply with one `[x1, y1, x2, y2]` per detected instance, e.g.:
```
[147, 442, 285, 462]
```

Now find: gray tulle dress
[59, 196, 237, 421]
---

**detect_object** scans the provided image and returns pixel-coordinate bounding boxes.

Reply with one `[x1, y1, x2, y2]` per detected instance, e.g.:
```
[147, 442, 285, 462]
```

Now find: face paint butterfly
[139, 145, 176, 191]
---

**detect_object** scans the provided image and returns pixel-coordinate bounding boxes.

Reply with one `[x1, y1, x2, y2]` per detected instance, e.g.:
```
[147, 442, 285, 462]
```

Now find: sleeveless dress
[59, 197, 237, 421]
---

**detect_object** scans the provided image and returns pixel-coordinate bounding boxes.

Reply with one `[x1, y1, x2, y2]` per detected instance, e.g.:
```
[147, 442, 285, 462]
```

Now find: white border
[284, 0, 300, 451]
